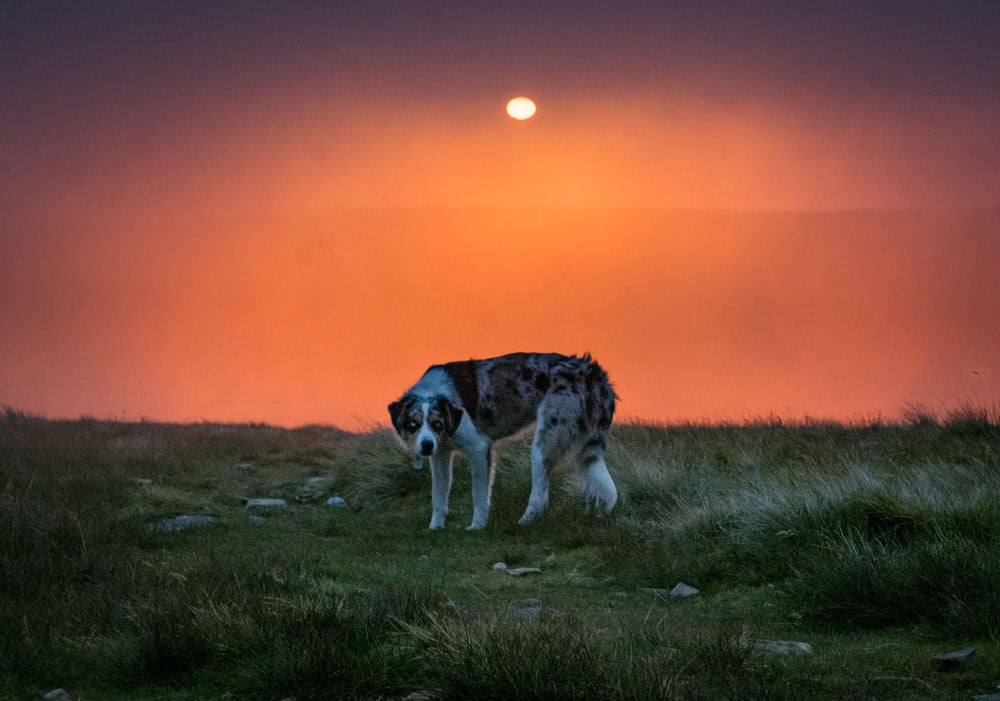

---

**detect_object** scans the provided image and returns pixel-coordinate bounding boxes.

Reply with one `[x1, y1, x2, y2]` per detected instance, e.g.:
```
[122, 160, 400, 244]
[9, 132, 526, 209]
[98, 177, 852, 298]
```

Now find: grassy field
[2, 405, 999, 700]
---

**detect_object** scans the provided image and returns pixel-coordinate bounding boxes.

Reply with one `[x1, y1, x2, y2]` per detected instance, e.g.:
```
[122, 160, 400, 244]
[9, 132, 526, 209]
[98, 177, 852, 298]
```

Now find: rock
[513, 605, 541, 622]
[294, 488, 317, 504]
[234, 462, 254, 479]
[132, 478, 153, 488]
[43, 690, 72, 701]
[750, 639, 813, 655]
[930, 647, 975, 671]
[670, 582, 700, 597]
[404, 692, 432, 701]
[325, 496, 347, 507]
[642, 583, 700, 599]
[148, 514, 217, 533]
[489, 562, 540, 576]
[244, 498, 287, 512]
[295, 477, 332, 504]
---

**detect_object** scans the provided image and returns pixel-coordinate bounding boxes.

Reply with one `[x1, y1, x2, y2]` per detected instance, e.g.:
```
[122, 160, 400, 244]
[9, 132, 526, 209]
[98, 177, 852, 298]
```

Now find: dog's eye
[430, 421, 444, 432]
[407, 420, 420, 431]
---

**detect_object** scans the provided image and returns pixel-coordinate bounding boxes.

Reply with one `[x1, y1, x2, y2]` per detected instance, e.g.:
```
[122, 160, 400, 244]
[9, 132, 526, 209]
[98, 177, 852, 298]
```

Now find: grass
[1, 405, 999, 699]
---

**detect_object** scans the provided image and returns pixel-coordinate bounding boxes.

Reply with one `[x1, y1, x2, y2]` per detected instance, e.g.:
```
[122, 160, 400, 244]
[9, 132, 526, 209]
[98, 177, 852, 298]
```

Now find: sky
[1, 1, 999, 428]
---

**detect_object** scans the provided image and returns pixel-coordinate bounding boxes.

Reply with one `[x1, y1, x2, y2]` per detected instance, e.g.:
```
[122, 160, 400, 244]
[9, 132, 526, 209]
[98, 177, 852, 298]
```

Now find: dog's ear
[439, 398, 464, 435]
[388, 398, 407, 432]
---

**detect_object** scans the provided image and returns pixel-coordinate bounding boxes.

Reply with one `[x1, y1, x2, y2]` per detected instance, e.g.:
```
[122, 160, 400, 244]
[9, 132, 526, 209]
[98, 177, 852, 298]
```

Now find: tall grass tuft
[790, 527, 1000, 638]
[405, 613, 799, 700]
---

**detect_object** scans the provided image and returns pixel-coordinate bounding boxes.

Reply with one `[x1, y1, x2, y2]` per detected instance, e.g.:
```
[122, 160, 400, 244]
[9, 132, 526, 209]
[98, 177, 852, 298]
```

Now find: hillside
[2, 407, 999, 699]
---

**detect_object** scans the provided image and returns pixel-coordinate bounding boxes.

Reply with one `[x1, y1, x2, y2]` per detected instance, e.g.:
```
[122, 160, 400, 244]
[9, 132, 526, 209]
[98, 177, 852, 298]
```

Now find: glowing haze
[2, 1, 998, 429]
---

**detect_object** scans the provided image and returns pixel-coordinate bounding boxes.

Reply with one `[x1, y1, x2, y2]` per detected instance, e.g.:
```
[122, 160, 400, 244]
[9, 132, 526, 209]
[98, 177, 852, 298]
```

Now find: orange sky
[3, 207, 998, 428]
[2, 2, 999, 428]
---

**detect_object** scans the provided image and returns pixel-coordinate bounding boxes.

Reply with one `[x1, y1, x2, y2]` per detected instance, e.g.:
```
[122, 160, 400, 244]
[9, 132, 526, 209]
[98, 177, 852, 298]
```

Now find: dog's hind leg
[519, 399, 574, 525]
[466, 439, 494, 530]
[518, 441, 556, 525]
[428, 452, 453, 530]
[575, 435, 617, 514]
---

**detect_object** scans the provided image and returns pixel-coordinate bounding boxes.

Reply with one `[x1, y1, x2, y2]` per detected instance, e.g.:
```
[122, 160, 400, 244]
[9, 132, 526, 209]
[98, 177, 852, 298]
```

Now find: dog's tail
[580, 353, 616, 431]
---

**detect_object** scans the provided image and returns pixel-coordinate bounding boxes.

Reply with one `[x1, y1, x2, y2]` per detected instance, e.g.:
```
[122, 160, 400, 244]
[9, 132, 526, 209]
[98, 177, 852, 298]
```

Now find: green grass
[2, 405, 999, 699]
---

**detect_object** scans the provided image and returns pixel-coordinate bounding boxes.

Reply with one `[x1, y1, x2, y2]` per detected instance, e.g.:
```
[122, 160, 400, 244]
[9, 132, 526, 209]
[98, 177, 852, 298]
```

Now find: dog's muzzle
[420, 439, 435, 456]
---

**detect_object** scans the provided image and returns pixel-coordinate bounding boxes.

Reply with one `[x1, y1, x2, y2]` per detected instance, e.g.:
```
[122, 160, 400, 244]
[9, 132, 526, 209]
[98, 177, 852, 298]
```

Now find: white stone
[670, 582, 700, 597]
[244, 498, 287, 511]
[751, 639, 813, 655]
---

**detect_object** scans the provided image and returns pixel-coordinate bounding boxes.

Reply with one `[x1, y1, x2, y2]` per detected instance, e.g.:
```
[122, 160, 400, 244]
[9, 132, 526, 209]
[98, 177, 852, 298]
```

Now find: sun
[505, 96, 537, 120]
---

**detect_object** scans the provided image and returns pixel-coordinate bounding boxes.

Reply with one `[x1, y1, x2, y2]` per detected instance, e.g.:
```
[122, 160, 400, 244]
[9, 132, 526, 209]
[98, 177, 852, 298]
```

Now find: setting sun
[505, 96, 537, 120]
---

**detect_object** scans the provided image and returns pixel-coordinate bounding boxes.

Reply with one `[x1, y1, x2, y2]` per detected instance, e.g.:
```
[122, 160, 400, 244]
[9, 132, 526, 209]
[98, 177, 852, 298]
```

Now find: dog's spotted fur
[388, 352, 617, 530]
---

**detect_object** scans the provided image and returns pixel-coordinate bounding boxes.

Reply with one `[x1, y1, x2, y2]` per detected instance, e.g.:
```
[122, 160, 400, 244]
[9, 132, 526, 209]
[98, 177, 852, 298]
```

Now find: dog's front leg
[466, 441, 494, 530]
[428, 452, 453, 530]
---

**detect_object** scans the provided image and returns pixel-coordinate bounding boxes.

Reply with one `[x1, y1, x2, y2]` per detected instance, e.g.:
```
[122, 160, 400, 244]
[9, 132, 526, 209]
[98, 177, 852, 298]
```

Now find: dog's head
[387, 394, 464, 466]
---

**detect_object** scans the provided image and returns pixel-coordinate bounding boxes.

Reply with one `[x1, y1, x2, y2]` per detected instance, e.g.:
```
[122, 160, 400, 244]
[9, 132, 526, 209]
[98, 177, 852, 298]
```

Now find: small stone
[325, 496, 347, 507]
[244, 498, 287, 512]
[492, 562, 508, 570]
[513, 605, 541, 622]
[751, 639, 813, 655]
[523, 598, 542, 607]
[930, 647, 975, 671]
[670, 582, 700, 598]
[132, 478, 153, 488]
[234, 462, 254, 479]
[148, 514, 217, 533]
[43, 690, 72, 701]
[506, 567, 542, 576]
[973, 695, 1000, 701]
[295, 477, 332, 503]
[404, 692, 432, 701]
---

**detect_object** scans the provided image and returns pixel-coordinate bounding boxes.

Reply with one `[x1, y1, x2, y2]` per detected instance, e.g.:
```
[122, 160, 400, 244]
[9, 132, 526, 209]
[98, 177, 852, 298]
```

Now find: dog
[388, 352, 618, 530]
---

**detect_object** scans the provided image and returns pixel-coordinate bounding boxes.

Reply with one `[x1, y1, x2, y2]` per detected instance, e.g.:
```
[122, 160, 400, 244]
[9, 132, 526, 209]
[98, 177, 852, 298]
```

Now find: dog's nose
[420, 440, 435, 456]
